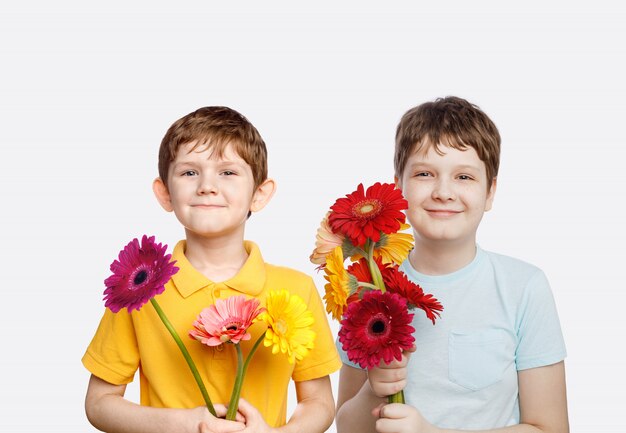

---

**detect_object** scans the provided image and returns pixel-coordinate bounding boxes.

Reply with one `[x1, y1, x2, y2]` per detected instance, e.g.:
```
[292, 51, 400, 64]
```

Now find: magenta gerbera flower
[338, 290, 415, 369]
[189, 296, 265, 346]
[103, 235, 179, 313]
[328, 182, 408, 247]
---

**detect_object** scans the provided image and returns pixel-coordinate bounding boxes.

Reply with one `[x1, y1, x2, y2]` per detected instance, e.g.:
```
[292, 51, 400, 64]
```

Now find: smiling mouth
[192, 204, 225, 208]
[427, 210, 461, 217]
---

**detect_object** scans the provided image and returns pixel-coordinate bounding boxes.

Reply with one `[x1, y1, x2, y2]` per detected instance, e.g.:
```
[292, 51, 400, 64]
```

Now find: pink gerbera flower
[189, 296, 265, 346]
[328, 182, 408, 247]
[338, 290, 415, 369]
[103, 235, 179, 313]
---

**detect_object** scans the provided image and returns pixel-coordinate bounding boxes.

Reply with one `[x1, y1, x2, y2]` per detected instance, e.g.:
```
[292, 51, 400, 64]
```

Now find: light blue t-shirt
[338, 246, 566, 429]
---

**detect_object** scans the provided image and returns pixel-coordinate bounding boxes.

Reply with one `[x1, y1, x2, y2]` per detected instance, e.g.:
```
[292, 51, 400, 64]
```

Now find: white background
[1, 1, 625, 432]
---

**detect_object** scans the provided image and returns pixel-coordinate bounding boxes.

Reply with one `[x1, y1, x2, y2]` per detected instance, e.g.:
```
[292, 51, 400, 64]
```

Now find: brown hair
[158, 106, 268, 189]
[394, 96, 500, 188]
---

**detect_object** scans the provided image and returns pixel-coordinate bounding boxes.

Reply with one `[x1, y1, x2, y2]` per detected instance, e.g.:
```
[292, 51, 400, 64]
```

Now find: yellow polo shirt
[83, 240, 341, 427]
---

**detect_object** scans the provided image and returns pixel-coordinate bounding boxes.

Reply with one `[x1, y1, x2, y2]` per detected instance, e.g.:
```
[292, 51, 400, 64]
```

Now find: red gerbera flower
[103, 235, 179, 313]
[382, 266, 443, 325]
[346, 258, 372, 284]
[328, 182, 408, 247]
[338, 290, 415, 369]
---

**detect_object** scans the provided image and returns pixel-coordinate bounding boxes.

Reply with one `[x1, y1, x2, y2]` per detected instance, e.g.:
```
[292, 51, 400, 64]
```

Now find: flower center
[371, 320, 386, 334]
[275, 319, 288, 335]
[133, 270, 148, 286]
[353, 199, 382, 219]
[367, 313, 390, 338]
[221, 321, 242, 333]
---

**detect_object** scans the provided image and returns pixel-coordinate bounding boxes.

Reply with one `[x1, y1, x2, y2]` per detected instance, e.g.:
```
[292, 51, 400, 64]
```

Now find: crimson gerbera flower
[328, 182, 408, 247]
[382, 266, 443, 325]
[103, 235, 179, 313]
[338, 290, 415, 369]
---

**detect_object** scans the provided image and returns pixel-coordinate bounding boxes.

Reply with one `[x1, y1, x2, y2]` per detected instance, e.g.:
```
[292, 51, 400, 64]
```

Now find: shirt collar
[170, 240, 266, 298]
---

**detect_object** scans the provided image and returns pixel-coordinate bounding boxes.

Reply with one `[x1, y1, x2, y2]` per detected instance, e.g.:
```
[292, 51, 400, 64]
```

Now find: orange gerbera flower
[323, 246, 357, 320]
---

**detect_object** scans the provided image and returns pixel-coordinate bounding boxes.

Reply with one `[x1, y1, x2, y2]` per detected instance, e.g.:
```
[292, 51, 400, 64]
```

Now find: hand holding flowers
[102, 235, 316, 423]
[311, 182, 443, 403]
[373, 402, 438, 433]
[366, 344, 415, 399]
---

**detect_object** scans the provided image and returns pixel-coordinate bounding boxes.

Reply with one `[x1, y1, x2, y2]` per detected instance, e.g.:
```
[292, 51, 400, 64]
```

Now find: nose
[197, 174, 218, 195]
[431, 178, 456, 201]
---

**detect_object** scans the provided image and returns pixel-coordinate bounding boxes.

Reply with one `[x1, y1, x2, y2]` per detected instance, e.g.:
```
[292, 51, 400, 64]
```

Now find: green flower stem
[226, 344, 245, 421]
[226, 331, 267, 421]
[366, 240, 386, 292]
[357, 282, 381, 291]
[388, 390, 405, 404]
[150, 298, 217, 417]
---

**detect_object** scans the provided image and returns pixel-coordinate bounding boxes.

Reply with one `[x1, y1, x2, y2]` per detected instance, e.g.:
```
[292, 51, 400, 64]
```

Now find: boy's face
[396, 144, 496, 247]
[154, 141, 273, 242]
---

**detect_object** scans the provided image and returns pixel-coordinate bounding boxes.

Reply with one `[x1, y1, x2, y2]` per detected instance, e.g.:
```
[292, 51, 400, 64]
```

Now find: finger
[375, 417, 397, 433]
[233, 398, 257, 421]
[371, 403, 385, 419]
[212, 404, 229, 418]
[377, 353, 411, 369]
[375, 403, 407, 420]
[372, 367, 408, 383]
[204, 419, 246, 433]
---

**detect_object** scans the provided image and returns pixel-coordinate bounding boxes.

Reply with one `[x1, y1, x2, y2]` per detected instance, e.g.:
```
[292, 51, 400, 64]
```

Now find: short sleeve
[515, 270, 567, 370]
[82, 308, 140, 385]
[336, 337, 363, 369]
[292, 278, 342, 382]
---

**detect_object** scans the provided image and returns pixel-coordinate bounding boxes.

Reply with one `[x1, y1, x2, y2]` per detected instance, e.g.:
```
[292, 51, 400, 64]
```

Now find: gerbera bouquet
[189, 289, 316, 420]
[103, 235, 216, 415]
[103, 236, 316, 420]
[311, 182, 443, 403]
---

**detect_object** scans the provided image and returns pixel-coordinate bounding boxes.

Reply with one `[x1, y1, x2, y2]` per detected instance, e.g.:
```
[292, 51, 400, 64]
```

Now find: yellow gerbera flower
[375, 226, 414, 264]
[351, 223, 414, 265]
[323, 246, 352, 321]
[261, 289, 316, 364]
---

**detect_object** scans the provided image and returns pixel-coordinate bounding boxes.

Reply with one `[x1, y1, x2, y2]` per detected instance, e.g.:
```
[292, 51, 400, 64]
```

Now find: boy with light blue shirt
[335, 96, 568, 433]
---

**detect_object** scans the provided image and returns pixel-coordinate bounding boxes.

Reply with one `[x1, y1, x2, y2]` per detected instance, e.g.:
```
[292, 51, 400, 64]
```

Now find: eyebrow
[454, 164, 482, 172]
[408, 162, 482, 172]
[172, 158, 246, 169]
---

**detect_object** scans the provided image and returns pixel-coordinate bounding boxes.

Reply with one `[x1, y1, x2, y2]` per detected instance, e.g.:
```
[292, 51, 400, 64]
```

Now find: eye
[181, 170, 197, 177]
[221, 170, 236, 176]
[457, 174, 474, 181]
[414, 172, 432, 178]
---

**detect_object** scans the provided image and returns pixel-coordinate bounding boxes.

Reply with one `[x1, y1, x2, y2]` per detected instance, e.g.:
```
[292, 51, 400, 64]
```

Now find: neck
[183, 231, 249, 282]
[409, 238, 477, 276]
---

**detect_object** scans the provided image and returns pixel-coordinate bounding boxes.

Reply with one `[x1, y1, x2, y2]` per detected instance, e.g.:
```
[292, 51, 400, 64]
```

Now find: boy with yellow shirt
[83, 106, 341, 433]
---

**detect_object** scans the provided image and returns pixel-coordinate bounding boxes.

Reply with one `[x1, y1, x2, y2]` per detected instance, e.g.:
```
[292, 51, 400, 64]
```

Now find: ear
[485, 177, 497, 212]
[250, 178, 276, 213]
[394, 175, 402, 190]
[153, 177, 174, 212]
